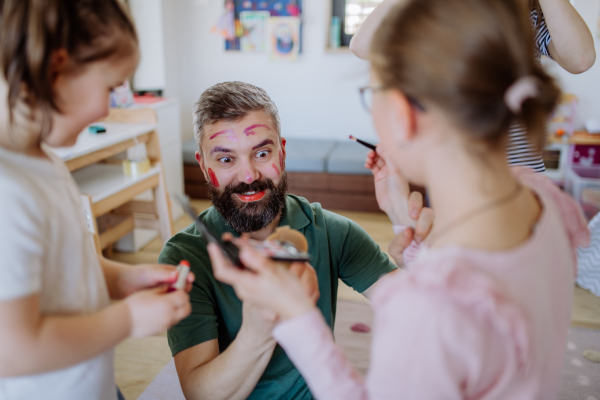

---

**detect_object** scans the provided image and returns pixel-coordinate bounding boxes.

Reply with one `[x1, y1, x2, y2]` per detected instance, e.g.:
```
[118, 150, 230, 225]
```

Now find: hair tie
[504, 76, 540, 114]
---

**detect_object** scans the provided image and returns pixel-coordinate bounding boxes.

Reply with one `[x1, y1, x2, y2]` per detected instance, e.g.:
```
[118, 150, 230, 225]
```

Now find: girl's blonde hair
[0, 0, 138, 149]
[370, 0, 560, 152]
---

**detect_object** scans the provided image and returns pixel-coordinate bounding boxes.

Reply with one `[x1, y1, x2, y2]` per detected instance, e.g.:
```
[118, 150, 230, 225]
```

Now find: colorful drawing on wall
[240, 11, 270, 52]
[213, 0, 236, 41]
[269, 16, 300, 61]
[223, 0, 302, 53]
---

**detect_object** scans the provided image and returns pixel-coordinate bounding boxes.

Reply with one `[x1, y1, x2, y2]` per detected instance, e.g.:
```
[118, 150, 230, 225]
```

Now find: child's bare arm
[99, 256, 194, 300]
[0, 288, 190, 377]
[540, 0, 595, 73]
[349, 0, 407, 59]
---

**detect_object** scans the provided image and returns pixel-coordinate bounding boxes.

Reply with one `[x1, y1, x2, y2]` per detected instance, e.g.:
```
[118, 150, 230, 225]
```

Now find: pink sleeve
[273, 291, 509, 400]
[272, 309, 368, 400]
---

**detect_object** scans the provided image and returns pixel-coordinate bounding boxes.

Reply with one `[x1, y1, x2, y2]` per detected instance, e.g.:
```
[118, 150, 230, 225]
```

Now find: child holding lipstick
[0, 1, 193, 399]
[209, 0, 590, 398]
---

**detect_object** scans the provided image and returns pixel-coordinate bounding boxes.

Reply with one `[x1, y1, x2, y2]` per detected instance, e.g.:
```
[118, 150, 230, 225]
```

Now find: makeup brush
[349, 135, 377, 151]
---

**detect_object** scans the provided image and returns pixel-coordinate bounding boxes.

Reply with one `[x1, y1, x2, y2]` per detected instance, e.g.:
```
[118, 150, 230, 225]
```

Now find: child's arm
[0, 287, 190, 377]
[539, 0, 596, 73]
[349, 0, 407, 59]
[99, 256, 194, 300]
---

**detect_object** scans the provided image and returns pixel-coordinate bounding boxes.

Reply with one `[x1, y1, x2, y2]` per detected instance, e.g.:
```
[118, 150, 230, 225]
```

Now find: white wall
[542, 0, 600, 129]
[162, 0, 375, 143]
[130, 0, 167, 90]
[162, 0, 600, 142]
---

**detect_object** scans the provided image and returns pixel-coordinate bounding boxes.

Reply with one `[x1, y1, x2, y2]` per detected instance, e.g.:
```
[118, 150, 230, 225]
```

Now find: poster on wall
[240, 11, 270, 52]
[221, 0, 302, 54]
[269, 16, 300, 61]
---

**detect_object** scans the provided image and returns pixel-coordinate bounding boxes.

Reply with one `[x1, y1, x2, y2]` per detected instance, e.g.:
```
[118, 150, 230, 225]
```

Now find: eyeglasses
[359, 85, 426, 113]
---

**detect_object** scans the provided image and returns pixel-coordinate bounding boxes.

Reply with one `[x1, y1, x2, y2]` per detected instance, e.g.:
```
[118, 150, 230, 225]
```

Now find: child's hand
[365, 148, 416, 227]
[209, 243, 315, 321]
[289, 262, 320, 306]
[124, 286, 191, 338]
[119, 264, 195, 297]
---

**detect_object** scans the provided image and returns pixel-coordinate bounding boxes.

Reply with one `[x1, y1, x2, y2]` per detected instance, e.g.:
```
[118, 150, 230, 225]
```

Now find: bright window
[344, 0, 384, 35]
[332, 0, 384, 46]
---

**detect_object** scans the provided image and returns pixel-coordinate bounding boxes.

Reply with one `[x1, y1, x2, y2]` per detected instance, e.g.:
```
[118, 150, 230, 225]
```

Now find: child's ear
[50, 49, 70, 80]
[388, 89, 417, 143]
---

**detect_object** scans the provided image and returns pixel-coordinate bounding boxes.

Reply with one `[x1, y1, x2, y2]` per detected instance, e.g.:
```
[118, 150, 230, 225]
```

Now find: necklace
[427, 183, 524, 246]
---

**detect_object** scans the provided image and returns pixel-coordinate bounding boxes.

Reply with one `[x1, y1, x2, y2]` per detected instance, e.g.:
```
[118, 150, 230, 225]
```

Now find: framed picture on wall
[224, 0, 302, 52]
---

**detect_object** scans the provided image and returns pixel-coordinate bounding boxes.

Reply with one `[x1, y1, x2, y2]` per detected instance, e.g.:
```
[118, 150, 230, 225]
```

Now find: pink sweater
[273, 171, 590, 400]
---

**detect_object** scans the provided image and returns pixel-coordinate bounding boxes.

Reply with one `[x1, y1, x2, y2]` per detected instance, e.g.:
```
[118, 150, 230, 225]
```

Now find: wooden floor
[111, 199, 600, 400]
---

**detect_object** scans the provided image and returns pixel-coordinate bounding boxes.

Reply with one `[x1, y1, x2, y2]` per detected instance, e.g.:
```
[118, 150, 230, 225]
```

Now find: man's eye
[219, 157, 233, 164]
[256, 150, 269, 158]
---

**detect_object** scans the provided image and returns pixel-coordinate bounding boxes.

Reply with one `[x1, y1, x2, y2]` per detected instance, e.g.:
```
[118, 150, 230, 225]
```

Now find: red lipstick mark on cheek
[208, 168, 220, 187]
[271, 164, 280, 175]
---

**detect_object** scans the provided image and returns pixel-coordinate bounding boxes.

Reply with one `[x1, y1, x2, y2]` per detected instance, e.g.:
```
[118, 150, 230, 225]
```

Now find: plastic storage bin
[565, 164, 600, 220]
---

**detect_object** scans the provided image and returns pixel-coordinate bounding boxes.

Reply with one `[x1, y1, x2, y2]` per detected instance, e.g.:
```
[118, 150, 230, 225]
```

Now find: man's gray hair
[192, 81, 281, 151]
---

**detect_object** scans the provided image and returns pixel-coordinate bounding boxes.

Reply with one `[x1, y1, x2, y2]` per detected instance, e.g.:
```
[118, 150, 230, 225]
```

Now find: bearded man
[158, 81, 397, 400]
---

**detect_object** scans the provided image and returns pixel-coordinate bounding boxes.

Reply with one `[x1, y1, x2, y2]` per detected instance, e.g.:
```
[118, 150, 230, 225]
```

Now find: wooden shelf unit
[52, 108, 174, 254]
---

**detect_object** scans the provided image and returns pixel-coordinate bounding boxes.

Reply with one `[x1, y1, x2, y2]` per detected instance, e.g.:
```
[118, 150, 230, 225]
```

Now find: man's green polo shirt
[159, 194, 396, 399]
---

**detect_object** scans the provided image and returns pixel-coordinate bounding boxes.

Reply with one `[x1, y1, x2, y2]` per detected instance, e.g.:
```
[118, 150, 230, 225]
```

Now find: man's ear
[195, 151, 209, 180]
[281, 137, 287, 159]
[388, 89, 417, 144]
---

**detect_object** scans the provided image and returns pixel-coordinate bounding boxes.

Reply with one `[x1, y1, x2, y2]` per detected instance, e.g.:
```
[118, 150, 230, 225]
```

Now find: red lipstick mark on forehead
[271, 164, 280, 175]
[209, 129, 235, 140]
[208, 168, 220, 187]
[244, 124, 271, 136]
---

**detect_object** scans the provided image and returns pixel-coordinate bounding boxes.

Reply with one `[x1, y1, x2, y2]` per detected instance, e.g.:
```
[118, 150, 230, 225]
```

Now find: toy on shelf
[549, 94, 578, 140]
[565, 144, 600, 220]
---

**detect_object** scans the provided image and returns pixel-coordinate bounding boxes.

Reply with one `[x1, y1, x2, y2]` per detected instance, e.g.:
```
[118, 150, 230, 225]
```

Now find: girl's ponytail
[519, 71, 561, 152]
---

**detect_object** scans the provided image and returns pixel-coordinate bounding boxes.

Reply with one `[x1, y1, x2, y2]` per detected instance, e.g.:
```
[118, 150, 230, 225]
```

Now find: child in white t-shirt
[0, 1, 193, 399]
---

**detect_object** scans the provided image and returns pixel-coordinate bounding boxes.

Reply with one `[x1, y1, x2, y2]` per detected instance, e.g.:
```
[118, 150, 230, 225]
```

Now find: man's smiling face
[195, 110, 288, 233]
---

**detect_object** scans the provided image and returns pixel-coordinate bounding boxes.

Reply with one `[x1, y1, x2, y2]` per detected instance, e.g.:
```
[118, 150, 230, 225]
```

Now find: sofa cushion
[326, 142, 372, 175]
[284, 139, 338, 173]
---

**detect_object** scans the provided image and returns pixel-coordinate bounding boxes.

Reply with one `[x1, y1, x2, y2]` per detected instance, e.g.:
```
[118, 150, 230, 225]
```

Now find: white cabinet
[131, 98, 184, 221]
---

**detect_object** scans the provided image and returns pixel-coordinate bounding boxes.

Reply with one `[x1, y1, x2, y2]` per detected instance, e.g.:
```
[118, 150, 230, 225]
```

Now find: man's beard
[208, 172, 288, 233]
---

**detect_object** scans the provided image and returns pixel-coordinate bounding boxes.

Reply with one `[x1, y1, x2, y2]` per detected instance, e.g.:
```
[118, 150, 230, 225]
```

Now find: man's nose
[238, 160, 260, 184]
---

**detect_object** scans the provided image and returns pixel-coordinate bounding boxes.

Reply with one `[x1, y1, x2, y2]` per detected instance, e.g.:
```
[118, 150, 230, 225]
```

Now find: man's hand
[239, 302, 279, 347]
